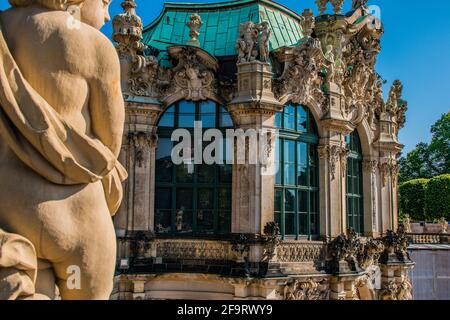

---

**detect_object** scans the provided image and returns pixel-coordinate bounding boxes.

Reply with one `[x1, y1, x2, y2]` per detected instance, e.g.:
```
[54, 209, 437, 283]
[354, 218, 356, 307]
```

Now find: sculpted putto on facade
[0, 0, 127, 299]
[236, 21, 272, 64]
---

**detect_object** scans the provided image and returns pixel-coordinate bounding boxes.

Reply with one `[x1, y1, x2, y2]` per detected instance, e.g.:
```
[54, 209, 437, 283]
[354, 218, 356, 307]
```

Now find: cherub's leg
[49, 220, 117, 300]
[52, 243, 116, 300]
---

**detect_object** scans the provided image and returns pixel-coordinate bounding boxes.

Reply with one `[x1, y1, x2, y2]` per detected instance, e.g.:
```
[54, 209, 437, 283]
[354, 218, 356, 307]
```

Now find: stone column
[319, 84, 354, 238]
[114, 98, 162, 235]
[228, 61, 283, 237]
[363, 159, 380, 237]
[375, 111, 403, 233]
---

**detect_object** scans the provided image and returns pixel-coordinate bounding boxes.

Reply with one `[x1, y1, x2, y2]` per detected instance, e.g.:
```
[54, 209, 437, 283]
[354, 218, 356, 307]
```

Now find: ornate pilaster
[228, 61, 282, 238]
[363, 159, 379, 237]
[227, 23, 283, 256]
[117, 101, 162, 234]
[318, 142, 348, 237]
[113, 2, 164, 236]
[377, 158, 400, 231]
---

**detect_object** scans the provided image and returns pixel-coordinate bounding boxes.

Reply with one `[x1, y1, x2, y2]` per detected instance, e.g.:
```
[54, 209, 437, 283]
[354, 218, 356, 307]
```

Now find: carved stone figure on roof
[186, 13, 203, 47]
[236, 21, 259, 63]
[257, 21, 271, 63]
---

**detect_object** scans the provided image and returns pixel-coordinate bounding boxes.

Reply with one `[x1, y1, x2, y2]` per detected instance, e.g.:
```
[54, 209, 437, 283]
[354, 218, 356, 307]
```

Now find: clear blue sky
[1, 0, 449, 154]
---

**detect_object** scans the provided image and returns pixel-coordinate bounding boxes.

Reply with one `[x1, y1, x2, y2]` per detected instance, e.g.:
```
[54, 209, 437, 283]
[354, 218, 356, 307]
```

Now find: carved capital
[318, 144, 348, 180]
[129, 129, 158, 167]
[363, 159, 379, 174]
[379, 158, 399, 187]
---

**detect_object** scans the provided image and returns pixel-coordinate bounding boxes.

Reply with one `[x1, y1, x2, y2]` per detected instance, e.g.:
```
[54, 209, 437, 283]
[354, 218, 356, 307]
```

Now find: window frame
[274, 104, 320, 240]
[155, 100, 233, 237]
[345, 131, 364, 235]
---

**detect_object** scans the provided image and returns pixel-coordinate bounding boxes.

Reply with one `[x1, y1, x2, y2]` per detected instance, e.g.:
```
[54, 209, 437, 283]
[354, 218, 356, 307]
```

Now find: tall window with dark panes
[155, 100, 233, 236]
[274, 104, 320, 240]
[345, 131, 364, 234]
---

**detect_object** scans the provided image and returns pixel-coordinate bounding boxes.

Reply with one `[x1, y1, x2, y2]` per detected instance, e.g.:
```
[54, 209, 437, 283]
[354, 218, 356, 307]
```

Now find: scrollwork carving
[274, 37, 325, 107]
[280, 279, 330, 300]
[167, 46, 218, 102]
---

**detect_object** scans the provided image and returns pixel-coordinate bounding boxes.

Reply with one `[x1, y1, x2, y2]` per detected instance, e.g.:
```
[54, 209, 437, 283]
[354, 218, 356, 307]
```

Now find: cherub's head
[8, 0, 112, 30]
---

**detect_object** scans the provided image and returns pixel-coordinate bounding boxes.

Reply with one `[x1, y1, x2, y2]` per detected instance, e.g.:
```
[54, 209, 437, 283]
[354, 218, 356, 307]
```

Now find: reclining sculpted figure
[0, 0, 127, 299]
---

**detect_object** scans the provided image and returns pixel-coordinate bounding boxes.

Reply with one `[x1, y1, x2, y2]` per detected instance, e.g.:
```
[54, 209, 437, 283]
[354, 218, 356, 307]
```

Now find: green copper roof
[142, 0, 305, 58]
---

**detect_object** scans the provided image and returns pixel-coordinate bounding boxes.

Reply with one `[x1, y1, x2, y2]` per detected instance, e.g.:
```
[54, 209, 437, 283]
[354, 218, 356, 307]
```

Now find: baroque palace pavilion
[111, 0, 413, 300]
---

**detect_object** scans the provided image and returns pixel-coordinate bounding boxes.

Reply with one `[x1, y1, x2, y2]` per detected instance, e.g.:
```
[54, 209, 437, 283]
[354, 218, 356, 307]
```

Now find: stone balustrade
[407, 233, 449, 244]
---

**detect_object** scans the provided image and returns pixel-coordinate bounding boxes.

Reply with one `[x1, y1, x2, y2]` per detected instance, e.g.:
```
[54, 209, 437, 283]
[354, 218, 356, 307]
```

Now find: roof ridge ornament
[316, 0, 328, 15]
[351, 0, 369, 11]
[330, 0, 345, 14]
[316, 0, 345, 15]
[300, 9, 315, 37]
[186, 13, 203, 47]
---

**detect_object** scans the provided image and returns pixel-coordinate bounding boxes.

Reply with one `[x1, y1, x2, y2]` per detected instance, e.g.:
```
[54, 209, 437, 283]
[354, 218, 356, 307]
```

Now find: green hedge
[425, 174, 450, 220]
[399, 178, 429, 221]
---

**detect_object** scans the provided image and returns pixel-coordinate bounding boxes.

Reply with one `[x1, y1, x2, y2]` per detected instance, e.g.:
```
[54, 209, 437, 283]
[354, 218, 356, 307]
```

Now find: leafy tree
[425, 174, 450, 220]
[428, 112, 450, 175]
[399, 178, 429, 221]
[399, 112, 450, 183]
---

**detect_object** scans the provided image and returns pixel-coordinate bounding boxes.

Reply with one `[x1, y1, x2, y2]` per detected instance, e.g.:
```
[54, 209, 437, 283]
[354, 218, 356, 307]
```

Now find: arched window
[155, 100, 233, 236]
[345, 131, 364, 234]
[274, 104, 319, 239]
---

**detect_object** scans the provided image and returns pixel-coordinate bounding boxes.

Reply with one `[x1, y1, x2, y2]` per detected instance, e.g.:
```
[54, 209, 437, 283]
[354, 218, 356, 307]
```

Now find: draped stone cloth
[0, 229, 37, 300]
[0, 21, 127, 215]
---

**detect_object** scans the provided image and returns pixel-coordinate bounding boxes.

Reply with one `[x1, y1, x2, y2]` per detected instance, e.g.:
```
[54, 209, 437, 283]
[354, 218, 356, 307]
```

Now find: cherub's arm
[88, 37, 125, 157]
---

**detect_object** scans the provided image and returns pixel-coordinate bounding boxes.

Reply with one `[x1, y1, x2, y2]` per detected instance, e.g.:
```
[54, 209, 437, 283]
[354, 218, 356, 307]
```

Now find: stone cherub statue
[257, 21, 271, 63]
[236, 21, 259, 63]
[0, 0, 127, 300]
[236, 21, 271, 64]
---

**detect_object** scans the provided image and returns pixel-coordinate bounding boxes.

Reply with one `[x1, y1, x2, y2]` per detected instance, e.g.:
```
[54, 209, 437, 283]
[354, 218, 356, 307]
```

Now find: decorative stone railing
[407, 233, 449, 244]
[117, 236, 328, 268]
[275, 241, 325, 263]
[154, 239, 232, 261]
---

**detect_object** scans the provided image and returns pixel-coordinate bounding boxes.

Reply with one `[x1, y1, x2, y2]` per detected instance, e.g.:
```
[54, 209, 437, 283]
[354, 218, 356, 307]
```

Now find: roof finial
[315, 0, 328, 15]
[112, 0, 144, 53]
[186, 13, 203, 47]
[301, 9, 315, 37]
[330, 0, 345, 14]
